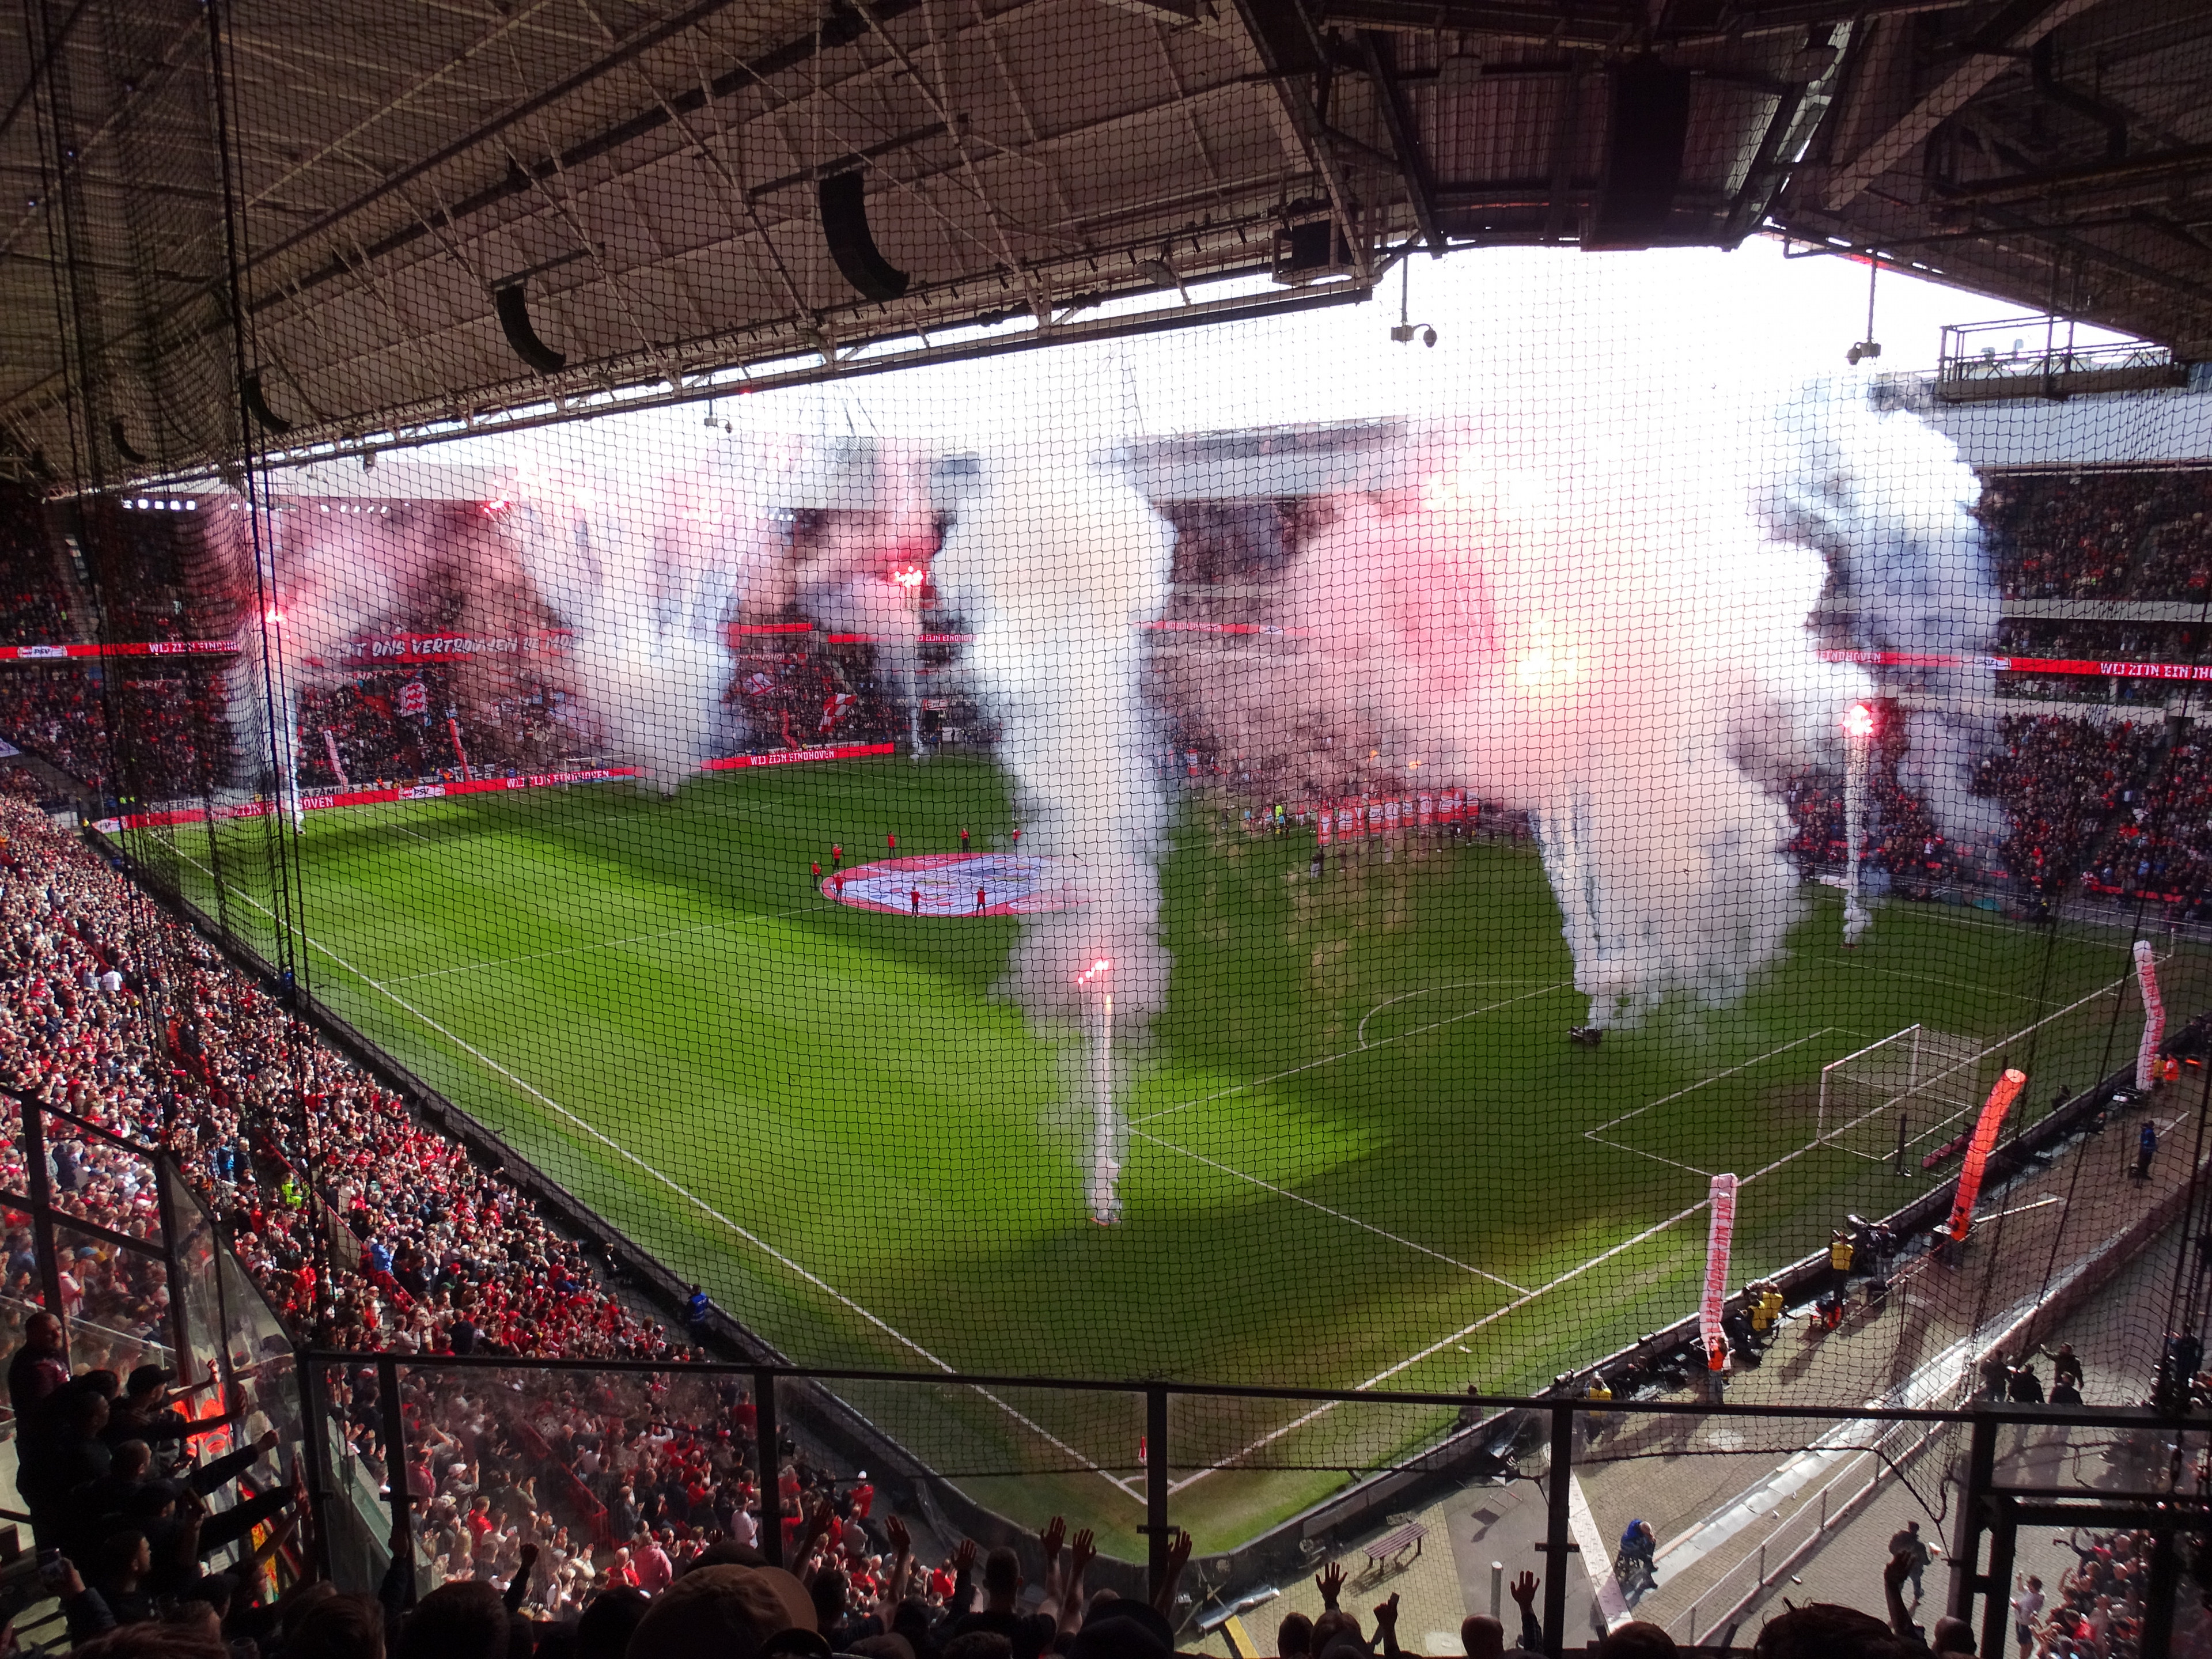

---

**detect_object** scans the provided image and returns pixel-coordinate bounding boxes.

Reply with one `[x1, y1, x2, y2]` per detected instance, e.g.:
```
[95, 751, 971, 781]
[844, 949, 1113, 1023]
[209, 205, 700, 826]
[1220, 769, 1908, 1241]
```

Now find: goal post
[1816, 1023, 1988, 1160]
[1817, 1025, 1922, 1143]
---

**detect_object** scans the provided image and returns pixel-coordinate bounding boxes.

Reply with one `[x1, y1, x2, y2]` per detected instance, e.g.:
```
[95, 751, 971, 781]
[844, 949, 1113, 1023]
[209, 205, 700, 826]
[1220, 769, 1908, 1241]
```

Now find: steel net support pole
[377, 1356, 414, 1610]
[755, 1368, 783, 1570]
[2141, 1516, 2181, 1658]
[1948, 1413, 1998, 1627]
[1975, 1495, 2016, 1659]
[1146, 1385, 1170, 1604]
[1543, 1402, 1573, 1656]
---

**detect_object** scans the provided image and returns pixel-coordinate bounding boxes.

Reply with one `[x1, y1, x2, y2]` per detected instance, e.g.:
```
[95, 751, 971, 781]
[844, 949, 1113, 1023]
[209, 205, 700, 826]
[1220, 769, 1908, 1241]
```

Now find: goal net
[1817, 1024, 1987, 1160]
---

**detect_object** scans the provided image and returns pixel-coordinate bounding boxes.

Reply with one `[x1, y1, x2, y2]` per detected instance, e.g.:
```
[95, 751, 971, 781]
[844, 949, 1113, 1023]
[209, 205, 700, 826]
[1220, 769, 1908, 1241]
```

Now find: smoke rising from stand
[1756, 382, 2000, 846]
[1172, 395, 1931, 1026]
[505, 450, 795, 793]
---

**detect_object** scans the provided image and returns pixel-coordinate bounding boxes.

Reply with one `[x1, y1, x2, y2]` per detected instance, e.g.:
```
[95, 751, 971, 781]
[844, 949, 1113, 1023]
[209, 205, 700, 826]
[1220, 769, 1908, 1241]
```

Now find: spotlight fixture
[1389, 262, 1437, 347]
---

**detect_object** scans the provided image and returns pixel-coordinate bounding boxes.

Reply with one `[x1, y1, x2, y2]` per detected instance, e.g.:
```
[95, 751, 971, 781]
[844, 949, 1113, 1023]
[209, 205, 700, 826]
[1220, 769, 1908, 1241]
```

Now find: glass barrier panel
[43, 1123, 163, 1245]
[50, 1222, 171, 1382]
[195, 1342, 308, 1591]
[308, 1357, 397, 1593]
[166, 1162, 227, 1391]
[0, 1204, 39, 1525]
[821, 1375, 1149, 1576]
[214, 1238, 296, 1386]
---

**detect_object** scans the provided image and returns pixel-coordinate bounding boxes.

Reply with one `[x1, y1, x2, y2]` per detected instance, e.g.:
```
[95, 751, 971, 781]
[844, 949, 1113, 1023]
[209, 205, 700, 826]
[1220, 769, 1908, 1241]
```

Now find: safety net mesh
[5, 0, 2212, 1616]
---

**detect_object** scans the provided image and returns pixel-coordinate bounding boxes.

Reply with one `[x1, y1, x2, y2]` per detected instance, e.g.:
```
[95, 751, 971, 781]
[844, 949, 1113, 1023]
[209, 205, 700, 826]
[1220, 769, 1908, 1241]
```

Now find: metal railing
[1937, 316, 2182, 401]
[319, 1347, 2208, 1659]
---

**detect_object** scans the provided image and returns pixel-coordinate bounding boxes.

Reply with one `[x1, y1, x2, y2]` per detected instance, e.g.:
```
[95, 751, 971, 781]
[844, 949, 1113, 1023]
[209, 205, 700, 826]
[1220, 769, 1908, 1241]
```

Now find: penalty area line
[1165, 1193, 1712, 1496]
[1579, 1029, 1840, 1178]
[1132, 979, 1574, 1128]
[1584, 1029, 1837, 1137]
[1130, 1127, 1532, 1293]
[166, 847, 1143, 1506]
[1356, 979, 1554, 1049]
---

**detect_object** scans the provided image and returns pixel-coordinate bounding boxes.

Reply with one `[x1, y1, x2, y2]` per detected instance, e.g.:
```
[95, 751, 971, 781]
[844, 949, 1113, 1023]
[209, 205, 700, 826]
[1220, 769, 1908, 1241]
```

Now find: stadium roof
[4, 0, 2210, 484]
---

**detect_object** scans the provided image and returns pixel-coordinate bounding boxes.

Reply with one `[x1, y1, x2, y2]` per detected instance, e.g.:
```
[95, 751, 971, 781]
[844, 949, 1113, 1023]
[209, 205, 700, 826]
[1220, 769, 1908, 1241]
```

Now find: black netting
[7, 1, 2212, 1645]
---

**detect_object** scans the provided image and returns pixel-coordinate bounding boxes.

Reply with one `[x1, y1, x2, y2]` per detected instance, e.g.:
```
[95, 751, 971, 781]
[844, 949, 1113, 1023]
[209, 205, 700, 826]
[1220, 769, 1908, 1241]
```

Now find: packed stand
[292, 670, 575, 790]
[0, 670, 230, 801]
[1984, 469, 2212, 604]
[1984, 469, 2212, 605]
[0, 777, 683, 1367]
[0, 490, 77, 646]
[2013, 1527, 2157, 1659]
[1779, 704, 2212, 918]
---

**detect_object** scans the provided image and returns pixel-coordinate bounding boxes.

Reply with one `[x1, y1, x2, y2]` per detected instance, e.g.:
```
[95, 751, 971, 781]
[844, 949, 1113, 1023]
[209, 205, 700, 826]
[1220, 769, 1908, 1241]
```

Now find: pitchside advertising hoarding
[9, 635, 2212, 681]
[0, 641, 237, 660]
[93, 768, 643, 830]
[90, 745, 903, 832]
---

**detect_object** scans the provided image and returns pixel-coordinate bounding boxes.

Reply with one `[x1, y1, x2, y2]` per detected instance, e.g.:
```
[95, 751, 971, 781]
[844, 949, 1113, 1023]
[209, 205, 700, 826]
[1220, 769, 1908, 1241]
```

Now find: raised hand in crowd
[1154, 1526, 1194, 1617]
[1317, 1560, 1345, 1611]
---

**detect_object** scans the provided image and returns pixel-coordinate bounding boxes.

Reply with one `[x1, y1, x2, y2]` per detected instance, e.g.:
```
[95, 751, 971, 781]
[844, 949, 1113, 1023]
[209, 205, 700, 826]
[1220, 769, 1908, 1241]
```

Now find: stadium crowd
[0, 778, 682, 1366]
[1985, 469, 2212, 603]
[1778, 706, 2212, 918]
[0, 671, 231, 800]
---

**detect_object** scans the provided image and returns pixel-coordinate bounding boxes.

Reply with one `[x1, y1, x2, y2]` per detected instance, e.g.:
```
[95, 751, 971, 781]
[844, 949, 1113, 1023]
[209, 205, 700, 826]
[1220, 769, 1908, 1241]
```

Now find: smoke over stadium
[203, 384, 1989, 1032]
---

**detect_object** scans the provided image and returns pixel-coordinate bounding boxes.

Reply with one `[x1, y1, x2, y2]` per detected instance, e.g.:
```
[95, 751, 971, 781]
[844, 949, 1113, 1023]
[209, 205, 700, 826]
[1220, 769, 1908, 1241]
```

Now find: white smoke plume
[1164, 402, 1892, 1027]
[220, 502, 412, 794]
[501, 445, 797, 793]
[933, 449, 1177, 1021]
[782, 448, 937, 748]
[1756, 381, 2002, 846]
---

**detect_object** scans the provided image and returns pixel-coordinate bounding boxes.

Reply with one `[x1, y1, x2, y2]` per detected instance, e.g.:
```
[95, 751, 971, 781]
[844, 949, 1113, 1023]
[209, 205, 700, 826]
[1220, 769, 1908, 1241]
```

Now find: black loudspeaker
[1237, 0, 1322, 76]
[819, 171, 911, 302]
[1588, 59, 1692, 250]
[108, 419, 148, 467]
[494, 282, 567, 374]
[240, 373, 293, 435]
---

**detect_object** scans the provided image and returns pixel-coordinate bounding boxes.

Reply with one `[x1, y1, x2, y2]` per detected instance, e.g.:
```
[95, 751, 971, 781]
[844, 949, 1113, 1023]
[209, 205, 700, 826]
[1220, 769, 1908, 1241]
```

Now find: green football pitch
[131, 757, 2210, 1548]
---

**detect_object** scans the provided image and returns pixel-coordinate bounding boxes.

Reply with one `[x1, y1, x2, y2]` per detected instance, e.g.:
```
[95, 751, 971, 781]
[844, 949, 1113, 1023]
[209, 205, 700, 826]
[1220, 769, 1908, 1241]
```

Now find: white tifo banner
[2135, 940, 2167, 1092]
[1700, 1173, 1738, 1369]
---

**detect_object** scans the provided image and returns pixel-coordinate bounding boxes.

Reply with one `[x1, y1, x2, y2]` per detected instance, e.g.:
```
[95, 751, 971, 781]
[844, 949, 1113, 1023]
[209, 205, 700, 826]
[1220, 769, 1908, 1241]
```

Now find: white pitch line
[1584, 1030, 1836, 1137]
[382, 900, 835, 983]
[1131, 1126, 1531, 1293]
[1174, 979, 2138, 1494]
[1166, 1193, 1713, 1495]
[1828, 961, 2054, 1003]
[1356, 979, 1550, 1048]
[1133, 979, 1574, 1127]
[172, 849, 1143, 1505]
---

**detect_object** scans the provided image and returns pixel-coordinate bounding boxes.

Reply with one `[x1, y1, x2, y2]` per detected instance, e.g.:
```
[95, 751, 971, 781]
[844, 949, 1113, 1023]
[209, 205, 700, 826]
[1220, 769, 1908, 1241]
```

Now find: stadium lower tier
[5, 748, 2178, 1547]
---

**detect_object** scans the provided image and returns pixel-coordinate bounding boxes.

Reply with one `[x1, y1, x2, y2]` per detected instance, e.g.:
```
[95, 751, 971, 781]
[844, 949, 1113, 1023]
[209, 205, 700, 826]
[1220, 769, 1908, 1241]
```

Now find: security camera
[1846, 340, 1882, 365]
[1422, 327, 1438, 348]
